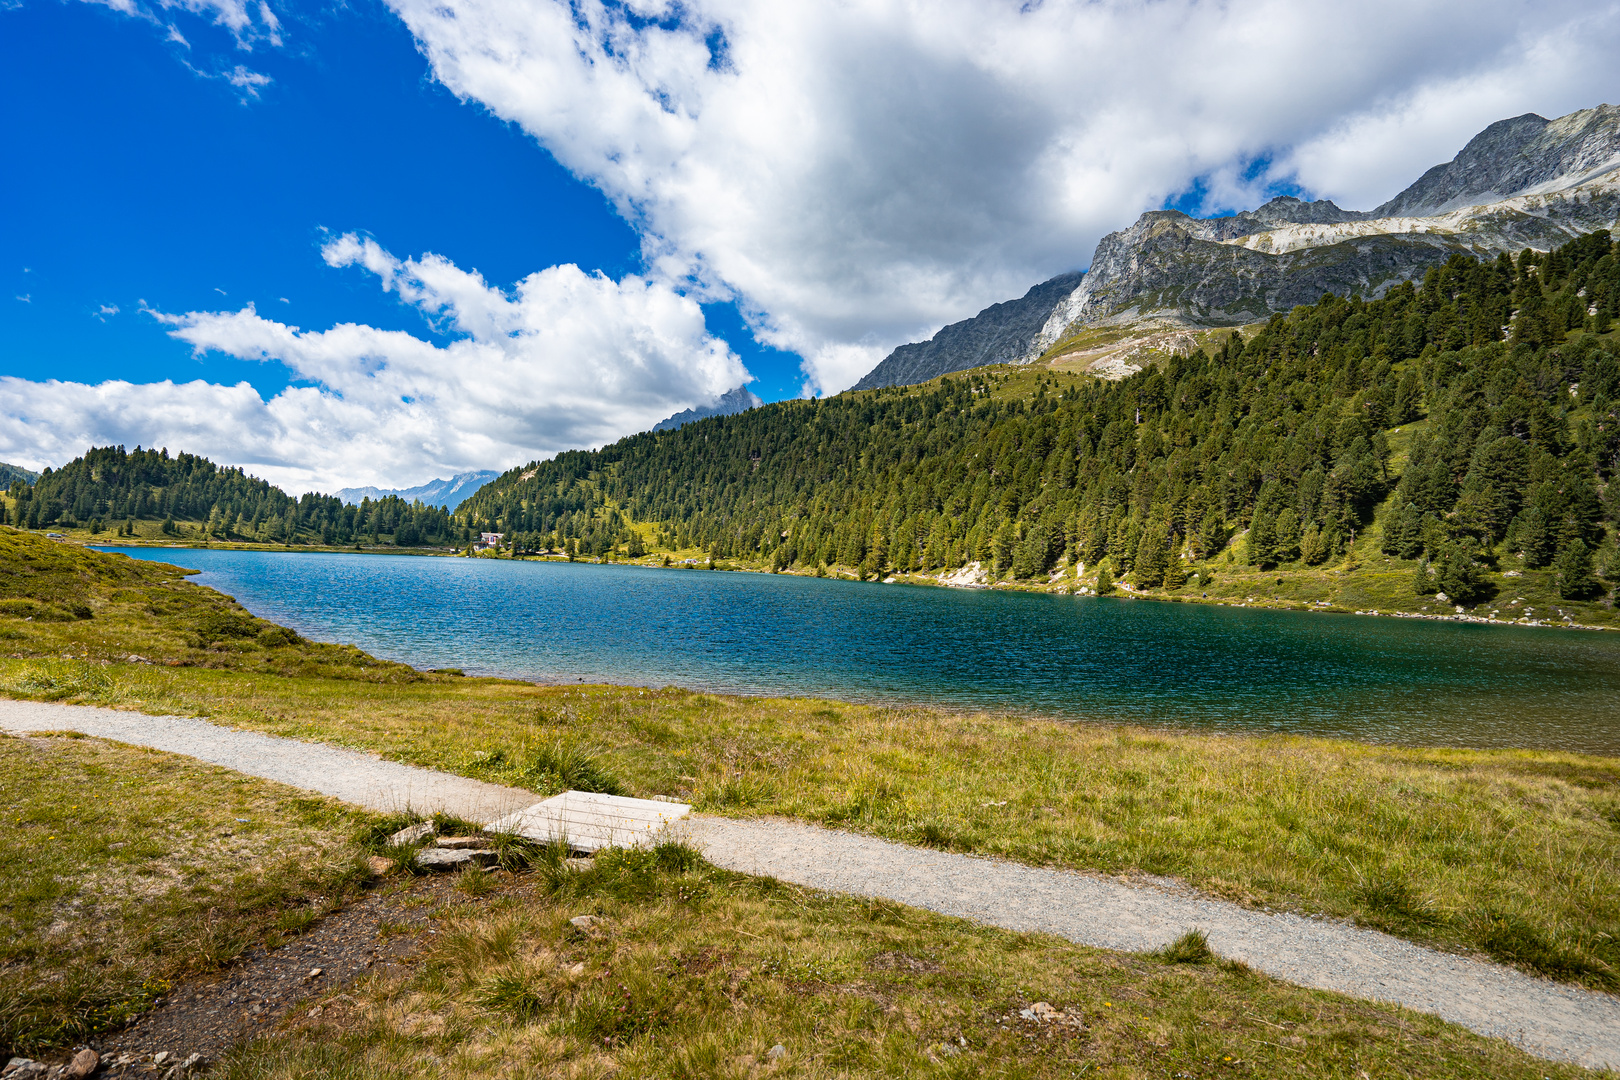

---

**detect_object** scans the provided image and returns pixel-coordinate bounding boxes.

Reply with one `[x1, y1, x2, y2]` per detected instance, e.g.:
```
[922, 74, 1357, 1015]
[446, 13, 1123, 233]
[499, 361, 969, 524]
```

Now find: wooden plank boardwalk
[486, 790, 692, 852]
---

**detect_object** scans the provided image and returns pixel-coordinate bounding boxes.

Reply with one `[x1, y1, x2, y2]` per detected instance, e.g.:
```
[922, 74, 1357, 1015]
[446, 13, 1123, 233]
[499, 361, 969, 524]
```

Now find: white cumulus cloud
[384, 0, 1620, 392]
[0, 236, 748, 493]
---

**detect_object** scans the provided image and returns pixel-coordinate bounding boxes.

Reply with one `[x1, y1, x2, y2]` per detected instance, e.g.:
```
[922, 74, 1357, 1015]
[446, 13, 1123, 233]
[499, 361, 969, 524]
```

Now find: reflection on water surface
[101, 548, 1620, 756]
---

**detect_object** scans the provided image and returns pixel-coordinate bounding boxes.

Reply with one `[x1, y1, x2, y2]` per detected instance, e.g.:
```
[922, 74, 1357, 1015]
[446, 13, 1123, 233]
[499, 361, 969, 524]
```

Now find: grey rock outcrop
[852, 104, 1620, 390]
[1373, 106, 1620, 217]
[853, 272, 1084, 390]
[1026, 103, 1620, 355]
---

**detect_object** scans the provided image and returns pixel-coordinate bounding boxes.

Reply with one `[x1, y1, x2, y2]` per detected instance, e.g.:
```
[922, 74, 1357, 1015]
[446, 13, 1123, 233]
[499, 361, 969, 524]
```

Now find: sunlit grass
[0, 732, 378, 1055]
[218, 840, 1596, 1080]
[8, 659, 1617, 990]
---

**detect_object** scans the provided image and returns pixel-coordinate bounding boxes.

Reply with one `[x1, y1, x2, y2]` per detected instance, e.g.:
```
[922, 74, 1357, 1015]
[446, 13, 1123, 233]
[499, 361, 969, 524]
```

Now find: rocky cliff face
[1373, 106, 1620, 217]
[852, 272, 1084, 390]
[1027, 104, 1620, 357]
[853, 104, 1620, 389]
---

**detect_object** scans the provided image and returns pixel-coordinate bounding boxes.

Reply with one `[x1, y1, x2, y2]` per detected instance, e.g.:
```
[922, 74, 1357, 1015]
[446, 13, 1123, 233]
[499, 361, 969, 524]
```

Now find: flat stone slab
[486, 791, 691, 852]
[414, 847, 497, 870]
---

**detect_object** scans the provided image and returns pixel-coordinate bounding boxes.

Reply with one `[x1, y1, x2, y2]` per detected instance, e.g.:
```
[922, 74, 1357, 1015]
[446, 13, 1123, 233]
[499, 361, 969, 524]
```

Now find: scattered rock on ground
[389, 821, 435, 846]
[569, 914, 602, 934]
[433, 836, 487, 849]
[766, 1044, 787, 1060]
[564, 857, 595, 871]
[365, 855, 393, 876]
[1016, 1001, 1084, 1028]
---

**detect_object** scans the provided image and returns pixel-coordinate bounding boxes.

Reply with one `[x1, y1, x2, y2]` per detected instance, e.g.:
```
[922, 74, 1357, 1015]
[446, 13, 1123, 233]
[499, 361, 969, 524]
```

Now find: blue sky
[0, 0, 800, 404]
[2, 0, 1614, 492]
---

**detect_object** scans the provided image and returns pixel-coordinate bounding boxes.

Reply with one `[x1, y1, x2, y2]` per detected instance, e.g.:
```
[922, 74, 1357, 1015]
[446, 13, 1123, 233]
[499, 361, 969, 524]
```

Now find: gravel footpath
[0, 698, 535, 822]
[6, 698, 1618, 1070]
[685, 817, 1620, 1070]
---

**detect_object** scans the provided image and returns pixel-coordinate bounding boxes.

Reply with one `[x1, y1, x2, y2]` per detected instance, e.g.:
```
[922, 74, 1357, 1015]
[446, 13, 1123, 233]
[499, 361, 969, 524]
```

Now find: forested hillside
[461, 232, 1620, 609]
[0, 462, 38, 489]
[7, 445, 457, 547]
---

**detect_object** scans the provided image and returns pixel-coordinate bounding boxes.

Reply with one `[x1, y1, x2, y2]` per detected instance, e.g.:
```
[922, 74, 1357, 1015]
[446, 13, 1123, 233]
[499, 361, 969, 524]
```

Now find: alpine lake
[100, 546, 1620, 756]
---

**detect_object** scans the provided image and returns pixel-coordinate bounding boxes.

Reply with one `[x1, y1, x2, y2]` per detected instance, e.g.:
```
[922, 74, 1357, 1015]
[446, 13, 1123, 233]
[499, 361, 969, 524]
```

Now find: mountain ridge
[851, 273, 1085, 391]
[856, 104, 1620, 389]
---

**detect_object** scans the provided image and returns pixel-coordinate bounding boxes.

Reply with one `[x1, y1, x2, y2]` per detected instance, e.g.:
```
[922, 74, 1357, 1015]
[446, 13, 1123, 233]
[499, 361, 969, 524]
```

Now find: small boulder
[563, 857, 595, 872]
[166, 1052, 205, 1076]
[64, 1049, 98, 1078]
[388, 821, 435, 846]
[766, 1044, 787, 1061]
[569, 914, 603, 935]
[434, 836, 488, 850]
[365, 855, 394, 876]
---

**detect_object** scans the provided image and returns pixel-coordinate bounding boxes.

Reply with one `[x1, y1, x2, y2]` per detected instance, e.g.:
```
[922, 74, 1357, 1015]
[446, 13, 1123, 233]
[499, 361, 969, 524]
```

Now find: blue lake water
[100, 547, 1620, 756]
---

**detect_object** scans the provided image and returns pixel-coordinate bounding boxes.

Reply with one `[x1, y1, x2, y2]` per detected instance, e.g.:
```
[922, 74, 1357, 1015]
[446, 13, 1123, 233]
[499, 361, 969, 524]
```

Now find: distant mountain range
[652, 386, 764, 431]
[333, 471, 498, 511]
[856, 103, 1620, 388]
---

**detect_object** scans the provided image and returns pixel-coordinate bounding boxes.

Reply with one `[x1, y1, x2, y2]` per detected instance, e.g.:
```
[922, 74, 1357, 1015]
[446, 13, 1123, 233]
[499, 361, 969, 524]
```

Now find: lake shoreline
[93, 542, 1620, 757]
[38, 522, 1614, 634]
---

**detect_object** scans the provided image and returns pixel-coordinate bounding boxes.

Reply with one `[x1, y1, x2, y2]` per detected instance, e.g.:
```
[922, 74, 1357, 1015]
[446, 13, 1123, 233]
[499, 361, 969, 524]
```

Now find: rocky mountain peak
[1374, 104, 1620, 217]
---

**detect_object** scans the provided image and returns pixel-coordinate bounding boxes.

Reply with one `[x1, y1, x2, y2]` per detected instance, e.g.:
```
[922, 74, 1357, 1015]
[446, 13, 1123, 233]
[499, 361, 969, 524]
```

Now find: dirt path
[5, 698, 1617, 1070]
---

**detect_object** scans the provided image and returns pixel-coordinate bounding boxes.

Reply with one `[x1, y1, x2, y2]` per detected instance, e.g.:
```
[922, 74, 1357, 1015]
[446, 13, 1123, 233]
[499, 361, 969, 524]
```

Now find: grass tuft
[1356, 876, 1440, 927]
[1154, 928, 1214, 964]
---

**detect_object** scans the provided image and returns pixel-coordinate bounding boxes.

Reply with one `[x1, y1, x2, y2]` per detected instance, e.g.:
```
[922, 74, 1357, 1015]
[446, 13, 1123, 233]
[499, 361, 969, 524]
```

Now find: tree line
[7, 445, 459, 547]
[460, 231, 1619, 601]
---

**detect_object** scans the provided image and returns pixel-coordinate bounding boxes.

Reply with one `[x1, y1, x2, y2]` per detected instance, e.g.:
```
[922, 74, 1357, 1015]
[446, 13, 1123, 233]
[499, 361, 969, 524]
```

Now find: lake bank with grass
[98, 545, 1620, 756]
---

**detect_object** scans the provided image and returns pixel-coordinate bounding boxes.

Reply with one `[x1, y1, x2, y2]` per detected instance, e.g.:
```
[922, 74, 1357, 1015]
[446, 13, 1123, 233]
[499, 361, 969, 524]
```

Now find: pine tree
[1437, 546, 1486, 605]
[1133, 510, 1171, 587]
[1412, 558, 1435, 596]
[1554, 538, 1598, 599]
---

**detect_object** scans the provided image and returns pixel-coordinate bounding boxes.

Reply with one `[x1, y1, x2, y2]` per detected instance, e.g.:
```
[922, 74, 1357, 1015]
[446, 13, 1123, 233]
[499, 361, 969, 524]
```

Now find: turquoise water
[100, 547, 1620, 755]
